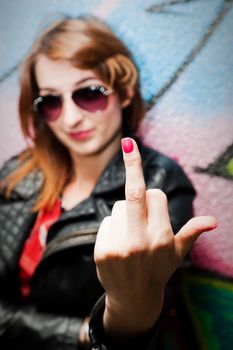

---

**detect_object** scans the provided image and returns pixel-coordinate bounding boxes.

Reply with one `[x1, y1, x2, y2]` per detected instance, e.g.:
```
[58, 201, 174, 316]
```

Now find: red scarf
[19, 199, 61, 298]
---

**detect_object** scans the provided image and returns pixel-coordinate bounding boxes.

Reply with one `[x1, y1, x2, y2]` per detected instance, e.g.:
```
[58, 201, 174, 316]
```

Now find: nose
[61, 94, 85, 127]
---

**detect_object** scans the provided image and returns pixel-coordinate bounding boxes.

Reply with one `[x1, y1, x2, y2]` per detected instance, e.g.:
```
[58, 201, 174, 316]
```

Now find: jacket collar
[93, 150, 125, 195]
[7, 149, 125, 200]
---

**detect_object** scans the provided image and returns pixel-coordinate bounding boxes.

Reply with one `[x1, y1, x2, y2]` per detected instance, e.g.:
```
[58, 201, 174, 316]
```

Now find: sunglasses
[32, 84, 113, 121]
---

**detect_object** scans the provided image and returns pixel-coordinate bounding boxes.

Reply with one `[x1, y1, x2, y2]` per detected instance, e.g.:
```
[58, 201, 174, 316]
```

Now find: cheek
[47, 121, 63, 139]
[103, 98, 122, 129]
[100, 111, 122, 135]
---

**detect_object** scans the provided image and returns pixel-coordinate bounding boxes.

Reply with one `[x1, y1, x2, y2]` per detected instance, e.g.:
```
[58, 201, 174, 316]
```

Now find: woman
[0, 16, 217, 349]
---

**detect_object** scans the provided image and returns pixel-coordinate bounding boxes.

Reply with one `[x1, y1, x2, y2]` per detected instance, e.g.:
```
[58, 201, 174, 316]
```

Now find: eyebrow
[38, 77, 100, 92]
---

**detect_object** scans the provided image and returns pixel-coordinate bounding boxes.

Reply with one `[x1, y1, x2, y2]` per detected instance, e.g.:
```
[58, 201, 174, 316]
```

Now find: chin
[67, 140, 101, 156]
[64, 131, 121, 157]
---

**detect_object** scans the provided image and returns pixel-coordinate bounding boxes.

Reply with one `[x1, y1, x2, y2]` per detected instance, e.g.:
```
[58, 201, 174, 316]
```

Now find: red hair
[1, 16, 145, 210]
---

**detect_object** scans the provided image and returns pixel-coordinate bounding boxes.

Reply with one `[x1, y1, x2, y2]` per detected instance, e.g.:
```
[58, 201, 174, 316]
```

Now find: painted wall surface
[0, 0, 233, 346]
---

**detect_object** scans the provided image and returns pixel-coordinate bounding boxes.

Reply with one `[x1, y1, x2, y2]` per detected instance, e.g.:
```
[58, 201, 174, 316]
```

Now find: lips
[69, 129, 93, 141]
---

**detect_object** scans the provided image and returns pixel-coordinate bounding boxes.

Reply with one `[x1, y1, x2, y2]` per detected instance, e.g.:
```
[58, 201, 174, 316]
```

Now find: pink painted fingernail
[205, 223, 218, 231]
[121, 138, 134, 153]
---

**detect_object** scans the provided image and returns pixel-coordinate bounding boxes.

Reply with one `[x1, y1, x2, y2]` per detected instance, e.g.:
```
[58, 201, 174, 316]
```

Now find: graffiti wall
[0, 1, 232, 348]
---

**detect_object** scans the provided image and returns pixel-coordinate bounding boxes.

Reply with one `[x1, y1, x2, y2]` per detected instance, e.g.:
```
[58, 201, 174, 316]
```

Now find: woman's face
[35, 55, 123, 158]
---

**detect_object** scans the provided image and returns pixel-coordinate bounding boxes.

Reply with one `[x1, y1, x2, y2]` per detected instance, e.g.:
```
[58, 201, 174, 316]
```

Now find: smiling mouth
[68, 129, 94, 141]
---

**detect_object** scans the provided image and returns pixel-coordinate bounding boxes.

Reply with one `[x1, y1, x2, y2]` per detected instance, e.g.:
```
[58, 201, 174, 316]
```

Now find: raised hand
[94, 138, 217, 338]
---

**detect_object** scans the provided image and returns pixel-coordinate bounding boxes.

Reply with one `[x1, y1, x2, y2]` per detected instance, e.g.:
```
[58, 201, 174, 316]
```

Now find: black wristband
[89, 294, 107, 349]
[89, 294, 161, 350]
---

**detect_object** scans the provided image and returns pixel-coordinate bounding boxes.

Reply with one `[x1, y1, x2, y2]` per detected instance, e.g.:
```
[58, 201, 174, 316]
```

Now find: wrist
[103, 291, 164, 339]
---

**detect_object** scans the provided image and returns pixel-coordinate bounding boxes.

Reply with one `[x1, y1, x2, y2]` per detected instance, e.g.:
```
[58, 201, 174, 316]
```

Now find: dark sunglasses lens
[73, 87, 108, 112]
[38, 95, 62, 121]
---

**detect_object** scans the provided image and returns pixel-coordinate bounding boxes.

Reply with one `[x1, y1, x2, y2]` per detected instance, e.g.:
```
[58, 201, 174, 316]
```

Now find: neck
[61, 133, 122, 210]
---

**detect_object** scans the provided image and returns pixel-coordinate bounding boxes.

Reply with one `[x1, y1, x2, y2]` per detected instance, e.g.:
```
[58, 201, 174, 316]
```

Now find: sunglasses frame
[32, 84, 114, 120]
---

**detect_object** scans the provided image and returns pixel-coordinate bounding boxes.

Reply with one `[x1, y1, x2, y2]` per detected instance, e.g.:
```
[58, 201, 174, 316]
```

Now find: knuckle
[160, 224, 172, 236]
[94, 253, 103, 265]
[94, 247, 105, 264]
[156, 239, 169, 250]
[94, 244, 113, 263]
[95, 250, 121, 264]
[126, 244, 147, 257]
[99, 215, 111, 229]
[147, 188, 168, 203]
[108, 244, 147, 260]
[125, 154, 141, 167]
[102, 215, 111, 223]
[153, 234, 172, 250]
[112, 200, 125, 214]
[126, 186, 145, 202]
[157, 189, 168, 203]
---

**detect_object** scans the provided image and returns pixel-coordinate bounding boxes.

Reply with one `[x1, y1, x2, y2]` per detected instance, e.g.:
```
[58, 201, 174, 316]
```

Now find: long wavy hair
[1, 16, 145, 211]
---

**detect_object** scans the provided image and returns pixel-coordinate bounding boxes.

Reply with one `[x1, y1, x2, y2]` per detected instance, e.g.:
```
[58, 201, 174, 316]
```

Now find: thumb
[175, 216, 218, 262]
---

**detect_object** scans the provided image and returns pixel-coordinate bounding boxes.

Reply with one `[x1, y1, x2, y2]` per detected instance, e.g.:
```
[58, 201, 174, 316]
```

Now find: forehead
[35, 55, 100, 91]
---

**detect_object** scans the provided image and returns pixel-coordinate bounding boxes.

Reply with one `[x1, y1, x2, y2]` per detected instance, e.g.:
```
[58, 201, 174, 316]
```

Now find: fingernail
[121, 138, 134, 153]
[205, 223, 218, 231]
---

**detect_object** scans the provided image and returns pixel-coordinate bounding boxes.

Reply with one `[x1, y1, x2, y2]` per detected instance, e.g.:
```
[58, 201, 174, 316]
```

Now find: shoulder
[0, 155, 21, 180]
[0, 154, 43, 199]
[138, 139, 181, 175]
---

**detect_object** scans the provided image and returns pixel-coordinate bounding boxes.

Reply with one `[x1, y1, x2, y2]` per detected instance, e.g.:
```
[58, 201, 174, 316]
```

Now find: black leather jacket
[0, 141, 195, 350]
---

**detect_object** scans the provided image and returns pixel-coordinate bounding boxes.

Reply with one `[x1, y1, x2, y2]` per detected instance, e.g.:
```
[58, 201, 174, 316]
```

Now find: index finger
[121, 138, 147, 227]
